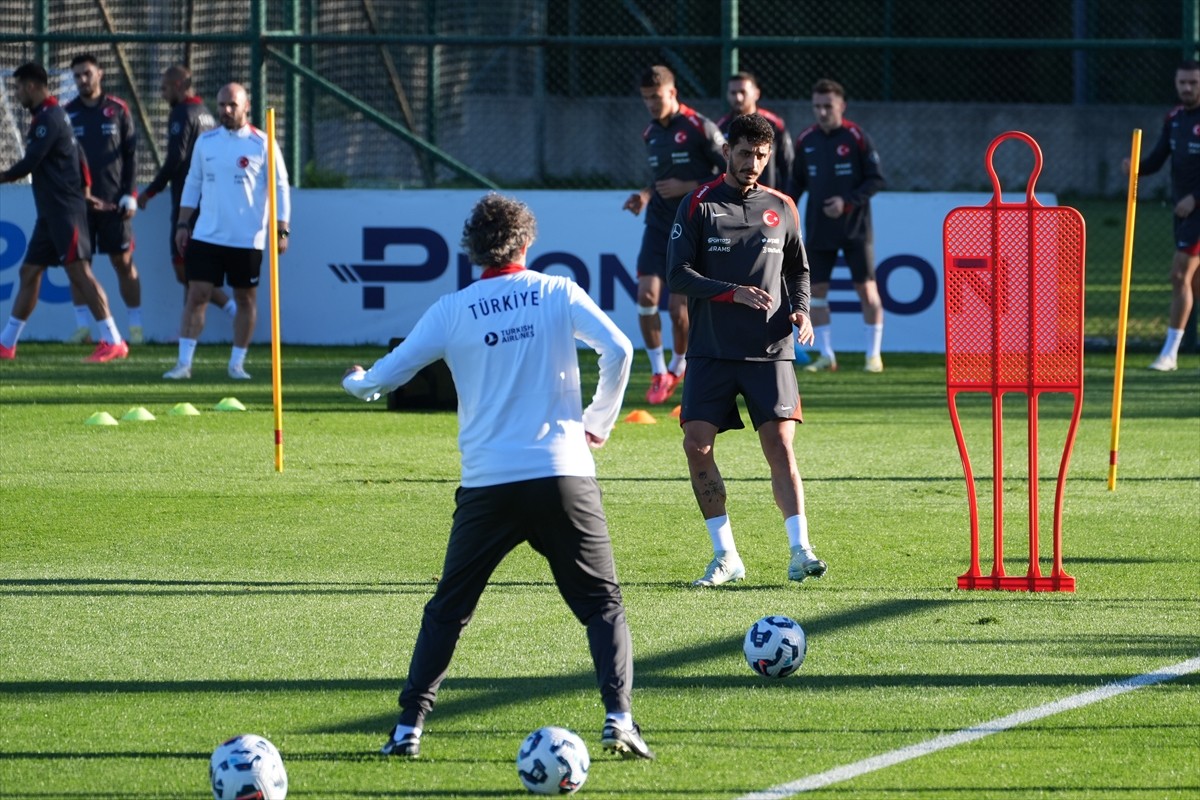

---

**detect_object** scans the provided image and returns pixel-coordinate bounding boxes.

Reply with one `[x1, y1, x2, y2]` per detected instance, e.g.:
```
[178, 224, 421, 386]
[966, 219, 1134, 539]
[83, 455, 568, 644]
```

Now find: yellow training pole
[1108, 128, 1141, 491]
[266, 108, 284, 473]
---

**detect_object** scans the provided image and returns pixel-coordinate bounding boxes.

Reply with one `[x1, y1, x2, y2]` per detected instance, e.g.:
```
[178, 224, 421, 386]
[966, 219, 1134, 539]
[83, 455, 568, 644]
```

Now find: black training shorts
[635, 224, 670, 280]
[680, 357, 803, 433]
[1174, 213, 1200, 255]
[807, 240, 876, 284]
[24, 214, 91, 267]
[87, 209, 134, 255]
[184, 238, 262, 289]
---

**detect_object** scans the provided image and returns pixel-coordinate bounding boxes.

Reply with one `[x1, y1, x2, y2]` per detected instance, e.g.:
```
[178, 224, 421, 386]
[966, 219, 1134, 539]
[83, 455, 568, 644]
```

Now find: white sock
[1, 316, 27, 349]
[1162, 328, 1184, 359]
[605, 711, 633, 731]
[668, 351, 687, 376]
[73, 305, 92, 329]
[705, 514, 737, 554]
[815, 325, 834, 360]
[391, 724, 421, 741]
[178, 337, 197, 367]
[785, 514, 812, 554]
[865, 323, 883, 359]
[230, 346, 248, 369]
[223, 299, 237, 318]
[128, 307, 142, 327]
[647, 346, 667, 375]
[97, 317, 122, 345]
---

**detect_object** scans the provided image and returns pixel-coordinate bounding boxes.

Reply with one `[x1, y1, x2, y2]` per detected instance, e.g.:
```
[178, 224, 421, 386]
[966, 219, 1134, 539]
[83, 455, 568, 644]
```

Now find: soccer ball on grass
[744, 615, 807, 678]
[516, 726, 590, 795]
[210, 733, 288, 800]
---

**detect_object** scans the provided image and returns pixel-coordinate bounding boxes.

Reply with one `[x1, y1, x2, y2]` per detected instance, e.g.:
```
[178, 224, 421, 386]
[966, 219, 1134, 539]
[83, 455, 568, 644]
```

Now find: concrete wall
[374, 95, 1174, 200]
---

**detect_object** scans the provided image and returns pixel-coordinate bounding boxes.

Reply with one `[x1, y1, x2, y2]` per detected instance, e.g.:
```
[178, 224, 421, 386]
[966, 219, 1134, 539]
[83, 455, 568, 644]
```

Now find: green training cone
[214, 397, 247, 412]
[121, 407, 156, 422]
[169, 402, 201, 416]
[85, 411, 119, 426]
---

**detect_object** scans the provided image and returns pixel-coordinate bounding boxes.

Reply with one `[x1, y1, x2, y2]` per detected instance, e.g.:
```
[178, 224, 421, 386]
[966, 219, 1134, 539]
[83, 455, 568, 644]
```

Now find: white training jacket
[181, 124, 290, 250]
[343, 268, 633, 488]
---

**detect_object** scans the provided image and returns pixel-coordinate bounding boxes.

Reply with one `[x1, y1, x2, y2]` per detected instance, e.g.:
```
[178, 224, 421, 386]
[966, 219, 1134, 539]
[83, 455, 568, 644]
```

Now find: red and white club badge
[762, 209, 780, 228]
[837, 143, 850, 157]
[237, 156, 250, 168]
[103, 106, 115, 118]
[1194, 124, 1200, 137]
[674, 130, 687, 144]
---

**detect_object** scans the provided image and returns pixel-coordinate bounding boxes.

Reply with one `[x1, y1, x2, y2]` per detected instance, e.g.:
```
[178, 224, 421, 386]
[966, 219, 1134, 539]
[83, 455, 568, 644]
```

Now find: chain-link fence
[1, 0, 1196, 348]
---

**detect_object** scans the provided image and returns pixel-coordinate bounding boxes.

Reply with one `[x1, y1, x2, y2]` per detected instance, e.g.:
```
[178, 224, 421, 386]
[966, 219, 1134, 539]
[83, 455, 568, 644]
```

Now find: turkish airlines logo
[762, 209, 780, 228]
[674, 130, 687, 144]
[237, 156, 250, 168]
[837, 143, 851, 157]
[484, 332, 499, 346]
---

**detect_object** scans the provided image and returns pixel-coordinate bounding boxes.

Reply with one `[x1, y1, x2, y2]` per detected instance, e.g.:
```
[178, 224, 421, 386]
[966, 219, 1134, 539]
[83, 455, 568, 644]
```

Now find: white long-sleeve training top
[180, 124, 290, 250]
[343, 268, 633, 488]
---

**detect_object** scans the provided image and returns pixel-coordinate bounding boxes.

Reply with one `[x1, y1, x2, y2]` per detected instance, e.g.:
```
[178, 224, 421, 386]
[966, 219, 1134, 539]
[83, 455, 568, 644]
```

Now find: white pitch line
[737, 655, 1200, 799]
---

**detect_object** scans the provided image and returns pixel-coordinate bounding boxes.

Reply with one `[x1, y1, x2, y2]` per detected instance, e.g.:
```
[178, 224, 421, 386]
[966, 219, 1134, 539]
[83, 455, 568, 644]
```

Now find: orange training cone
[624, 409, 657, 424]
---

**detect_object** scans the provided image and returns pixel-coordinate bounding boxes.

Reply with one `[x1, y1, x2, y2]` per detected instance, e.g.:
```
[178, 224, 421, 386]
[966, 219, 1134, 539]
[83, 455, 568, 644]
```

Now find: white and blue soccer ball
[210, 733, 288, 800]
[744, 615, 807, 678]
[516, 726, 590, 795]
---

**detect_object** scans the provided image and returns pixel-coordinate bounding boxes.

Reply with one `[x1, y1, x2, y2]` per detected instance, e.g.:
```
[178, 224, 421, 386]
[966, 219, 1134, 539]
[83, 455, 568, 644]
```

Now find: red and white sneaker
[0, 343, 15, 360]
[646, 371, 681, 405]
[84, 340, 130, 363]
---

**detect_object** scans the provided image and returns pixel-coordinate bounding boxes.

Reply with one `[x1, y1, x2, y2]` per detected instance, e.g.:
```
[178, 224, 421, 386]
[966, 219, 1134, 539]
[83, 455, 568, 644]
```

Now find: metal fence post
[285, 0, 301, 186]
[34, 0, 48, 67]
[251, 0, 267, 130]
[721, 0, 738, 79]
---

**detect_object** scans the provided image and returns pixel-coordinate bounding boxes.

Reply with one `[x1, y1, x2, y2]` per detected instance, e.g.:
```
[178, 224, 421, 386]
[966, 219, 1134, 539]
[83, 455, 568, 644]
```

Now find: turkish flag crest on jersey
[238, 156, 249, 168]
[762, 209, 780, 227]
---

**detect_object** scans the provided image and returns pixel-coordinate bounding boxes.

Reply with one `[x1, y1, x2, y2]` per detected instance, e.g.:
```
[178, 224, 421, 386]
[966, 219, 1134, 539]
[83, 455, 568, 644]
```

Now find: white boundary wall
[1, 187, 1031, 352]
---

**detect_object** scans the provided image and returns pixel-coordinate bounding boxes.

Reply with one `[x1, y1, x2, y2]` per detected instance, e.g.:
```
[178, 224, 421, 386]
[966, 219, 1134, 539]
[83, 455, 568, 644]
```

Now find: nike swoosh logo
[712, 213, 728, 217]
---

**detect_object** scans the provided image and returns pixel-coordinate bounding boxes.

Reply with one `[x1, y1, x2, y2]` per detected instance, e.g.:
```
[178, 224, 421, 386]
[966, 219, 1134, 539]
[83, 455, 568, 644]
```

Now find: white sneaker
[692, 551, 746, 587]
[228, 364, 251, 380]
[803, 355, 838, 372]
[864, 355, 884, 373]
[788, 545, 828, 583]
[163, 363, 192, 380]
[67, 326, 92, 345]
[1148, 354, 1177, 372]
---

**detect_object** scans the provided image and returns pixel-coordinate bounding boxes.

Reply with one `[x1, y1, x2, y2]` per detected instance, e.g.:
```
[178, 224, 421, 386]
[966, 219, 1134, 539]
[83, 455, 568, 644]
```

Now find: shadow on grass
[6, 597, 1195, 708]
[0, 577, 711, 596]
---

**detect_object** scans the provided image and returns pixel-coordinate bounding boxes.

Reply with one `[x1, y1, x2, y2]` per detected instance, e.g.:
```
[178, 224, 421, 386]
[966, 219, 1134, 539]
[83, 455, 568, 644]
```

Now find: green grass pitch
[1, 345, 1196, 799]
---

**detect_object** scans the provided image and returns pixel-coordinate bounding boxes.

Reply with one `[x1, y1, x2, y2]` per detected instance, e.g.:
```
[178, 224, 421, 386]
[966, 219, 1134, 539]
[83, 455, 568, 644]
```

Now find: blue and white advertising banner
[1, 188, 1020, 352]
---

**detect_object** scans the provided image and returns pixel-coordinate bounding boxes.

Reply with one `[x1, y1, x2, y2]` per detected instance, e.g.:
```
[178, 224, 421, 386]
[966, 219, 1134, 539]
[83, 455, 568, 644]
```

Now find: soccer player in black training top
[1124, 60, 1200, 372]
[65, 53, 143, 343]
[668, 113, 827, 588]
[0, 62, 127, 362]
[623, 64, 725, 405]
[139, 64, 237, 324]
[790, 78, 886, 373]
